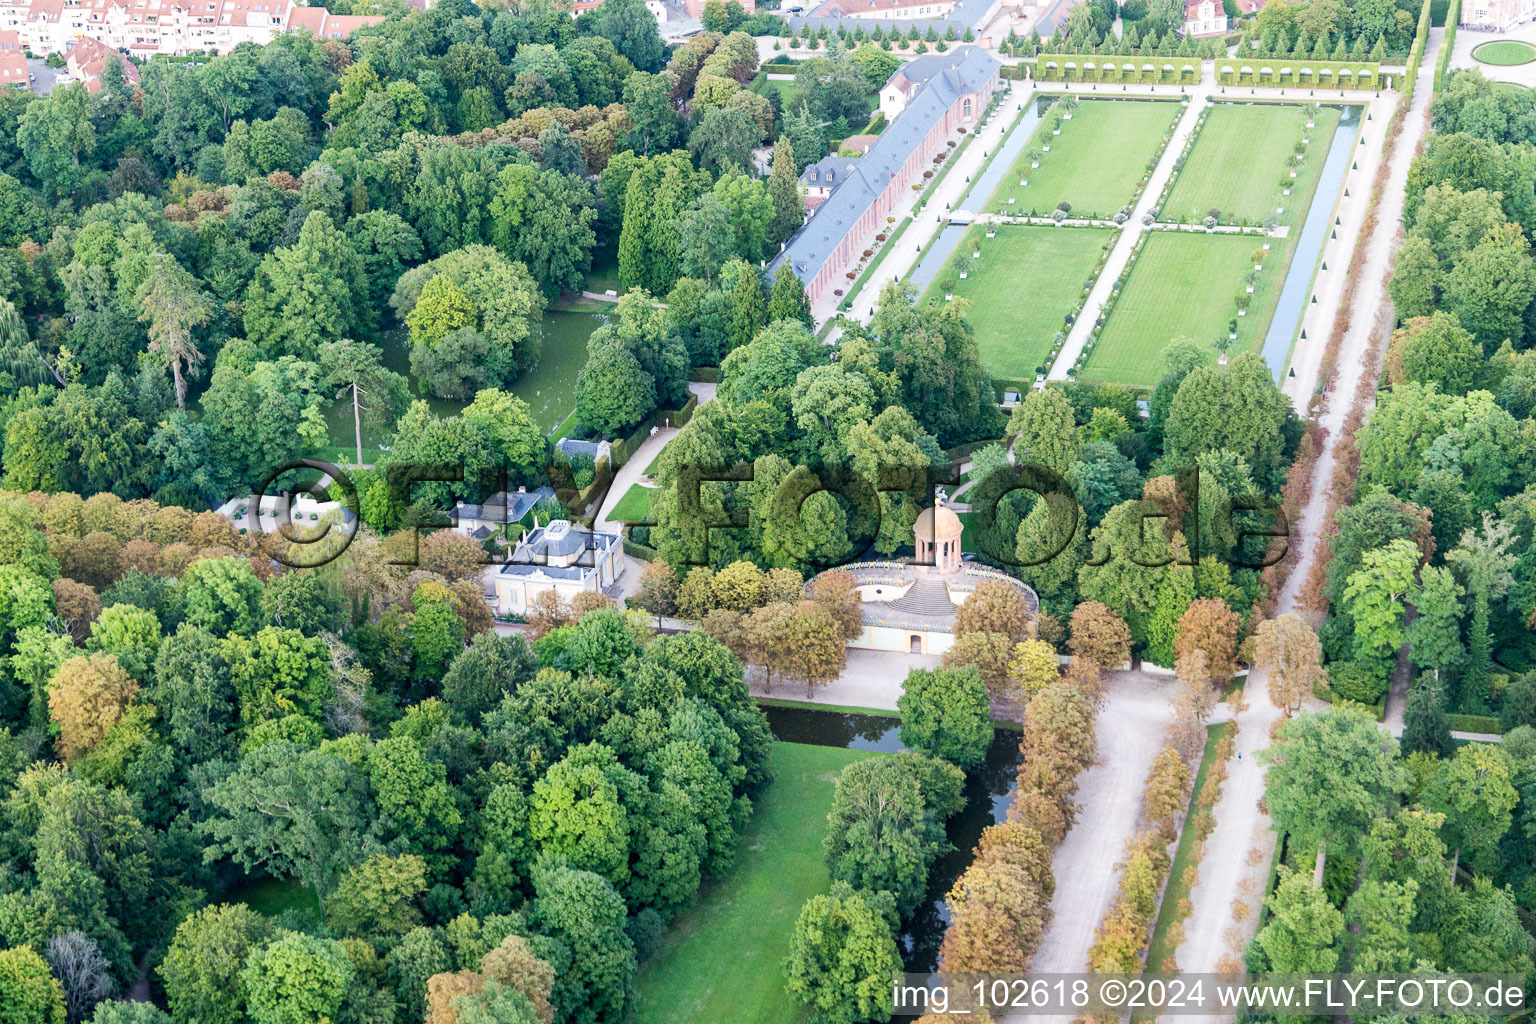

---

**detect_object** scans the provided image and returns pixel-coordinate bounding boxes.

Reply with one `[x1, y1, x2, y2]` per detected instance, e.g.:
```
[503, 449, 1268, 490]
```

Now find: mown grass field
[1080, 232, 1259, 388]
[1474, 40, 1536, 65]
[631, 743, 880, 1024]
[985, 99, 1179, 219]
[1162, 104, 1342, 226]
[923, 225, 1112, 380]
[606, 483, 655, 523]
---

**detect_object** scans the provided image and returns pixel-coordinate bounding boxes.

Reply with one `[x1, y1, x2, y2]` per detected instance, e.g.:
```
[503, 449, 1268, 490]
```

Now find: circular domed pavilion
[812, 504, 1038, 655]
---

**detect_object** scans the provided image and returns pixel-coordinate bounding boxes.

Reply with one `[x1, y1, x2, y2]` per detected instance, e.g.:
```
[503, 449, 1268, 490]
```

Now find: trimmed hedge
[1402, 0, 1433, 110]
[689, 366, 720, 383]
[1446, 713, 1502, 735]
[609, 394, 699, 468]
[1035, 54, 1202, 85]
[1435, 0, 1459, 91]
[1213, 58, 1382, 88]
[622, 527, 658, 561]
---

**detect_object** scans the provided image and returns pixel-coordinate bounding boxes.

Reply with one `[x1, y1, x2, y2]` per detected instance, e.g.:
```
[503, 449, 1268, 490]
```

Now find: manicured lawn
[1139, 722, 1233, 987]
[985, 99, 1180, 219]
[922, 225, 1113, 380]
[607, 483, 655, 523]
[1080, 231, 1262, 388]
[631, 743, 881, 1024]
[1474, 40, 1536, 65]
[1162, 104, 1342, 227]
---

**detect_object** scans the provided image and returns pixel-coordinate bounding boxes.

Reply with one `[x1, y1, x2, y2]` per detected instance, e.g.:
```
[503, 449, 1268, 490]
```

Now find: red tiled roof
[0, 29, 26, 87]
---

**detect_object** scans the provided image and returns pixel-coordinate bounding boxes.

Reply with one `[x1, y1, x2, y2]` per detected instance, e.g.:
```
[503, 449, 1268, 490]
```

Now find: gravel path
[1170, 32, 1440, 997]
[1047, 92, 1206, 381]
[1007, 670, 1175, 1024]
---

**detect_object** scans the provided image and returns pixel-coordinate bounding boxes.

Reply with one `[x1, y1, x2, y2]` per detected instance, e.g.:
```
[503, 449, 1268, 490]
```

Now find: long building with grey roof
[771, 46, 1000, 306]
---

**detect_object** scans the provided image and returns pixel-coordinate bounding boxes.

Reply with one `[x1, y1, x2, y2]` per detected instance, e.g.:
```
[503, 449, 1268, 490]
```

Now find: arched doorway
[909, 634, 923, 654]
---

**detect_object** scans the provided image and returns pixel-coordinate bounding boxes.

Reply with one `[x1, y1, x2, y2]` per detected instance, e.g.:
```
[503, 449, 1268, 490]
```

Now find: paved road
[1170, 31, 1439, 997]
[1047, 91, 1205, 382]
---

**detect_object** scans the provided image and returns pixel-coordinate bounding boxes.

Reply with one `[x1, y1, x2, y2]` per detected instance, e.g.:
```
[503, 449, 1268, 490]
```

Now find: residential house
[486, 519, 623, 617]
[0, 30, 26, 89]
[65, 33, 139, 92]
[451, 486, 557, 543]
[1182, 0, 1227, 36]
[772, 45, 999, 305]
[799, 153, 859, 210]
[1, 0, 380, 57]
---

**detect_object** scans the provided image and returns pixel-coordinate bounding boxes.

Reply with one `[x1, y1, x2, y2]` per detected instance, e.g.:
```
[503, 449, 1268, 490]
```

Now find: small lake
[763, 705, 1023, 973]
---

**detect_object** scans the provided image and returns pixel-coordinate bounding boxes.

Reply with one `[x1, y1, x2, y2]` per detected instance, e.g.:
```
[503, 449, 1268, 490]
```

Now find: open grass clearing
[1474, 40, 1536, 65]
[985, 98, 1180, 220]
[1080, 232, 1259, 388]
[1162, 103, 1342, 227]
[607, 483, 655, 523]
[631, 743, 880, 1024]
[922, 225, 1113, 380]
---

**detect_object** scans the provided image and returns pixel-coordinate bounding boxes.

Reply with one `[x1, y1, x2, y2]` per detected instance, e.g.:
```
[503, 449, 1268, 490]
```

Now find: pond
[763, 705, 1023, 973]
[324, 309, 607, 454]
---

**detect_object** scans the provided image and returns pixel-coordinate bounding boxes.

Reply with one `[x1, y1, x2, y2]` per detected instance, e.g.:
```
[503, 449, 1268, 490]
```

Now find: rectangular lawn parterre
[1161, 103, 1343, 226]
[1080, 231, 1260, 389]
[984, 99, 1180, 219]
[631, 742, 881, 1024]
[922, 225, 1113, 381]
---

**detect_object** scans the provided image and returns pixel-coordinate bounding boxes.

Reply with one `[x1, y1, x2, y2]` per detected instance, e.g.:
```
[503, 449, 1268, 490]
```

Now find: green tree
[767, 263, 813, 327]
[1406, 564, 1464, 682]
[1260, 706, 1406, 885]
[1007, 387, 1080, 476]
[158, 904, 274, 1024]
[1253, 866, 1345, 972]
[575, 342, 655, 434]
[768, 136, 804, 248]
[200, 742, 371, 900]
[1341, 538, 1421, 676]
[1446, 513, 1516, 712]
[489, 164, 597, 300]
[783, 882, 900, 1024]
[689, 107, 758, 176]
[898, 666, 992, 769]
[528, 862, 636, 1024]
[243, 211, 370, 359]
[136, 253, 213, 409]
[1395, 312, 1481, 395]
[0, 946, 66, 1024]
[598, 0, 667, 71]
[241, 934, 353, 1024]
[324, 854, 428, 938]
[1424, 743, 1517, 877]
[1164, 352, 1295, 488]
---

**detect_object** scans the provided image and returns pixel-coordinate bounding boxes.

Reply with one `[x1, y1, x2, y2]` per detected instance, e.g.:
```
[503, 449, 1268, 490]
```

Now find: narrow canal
[763, 705, 1023, 973]
[1259, 103, 1363, 381]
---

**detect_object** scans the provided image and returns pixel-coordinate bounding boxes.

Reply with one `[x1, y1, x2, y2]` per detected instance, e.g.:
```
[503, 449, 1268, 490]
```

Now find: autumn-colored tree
[1252, 614, 1325, 715]
[50, 578, 100, 641]
[1035, 609, 1065, 650]
[1067, 601, 1131, 668]
[781, 601, 846, 697]
[1142, 745, 1191, 838]
[742, 601, 796, 691]
[1010, 786, 1071, 847]
[711, 560, 765, 611]
[1063, 656, 1105, 708]
[675, 565, 717, 620]
[808, 569, 863, 642]
[1022, 681, 1097, 775]
[1174, 598, 1242, 683]
[1167, 651, 1214, 761]
[47, 654, 137, 763]
[1008, 639, 1060, 705]
[941, 631, 1015, 699]
[954, 579, 1034, 642]
[1088, 901, 1146, 973]
[525, 589, 571, 639]
[418, 530, 488, 583]
[426, 971, 484, 1024]
[762, 567, 805, 605]
[632, 559, 679, 625]
[480, 934, 555, 1024]
[699, 607, 747, 660]
[939, 850, 1050, 973]
[570, 590, 614, 620]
